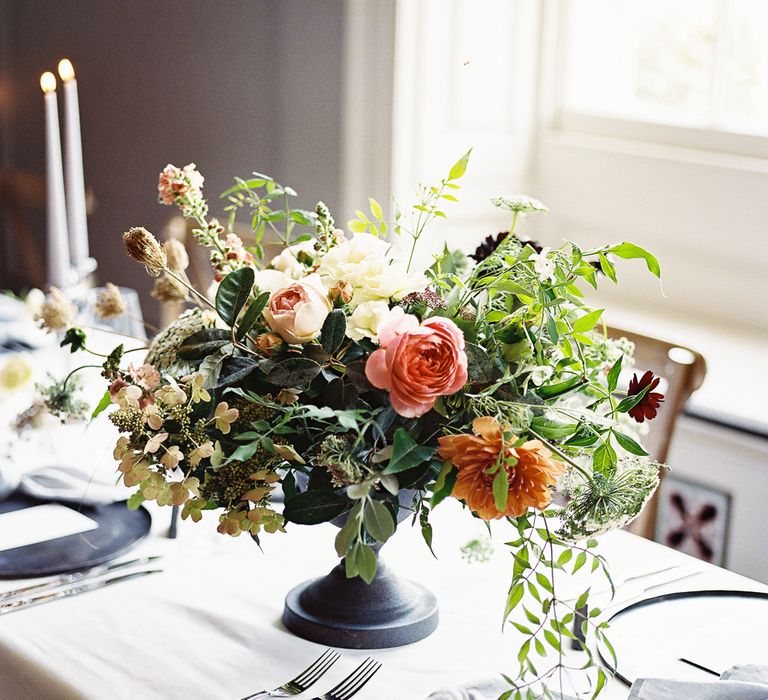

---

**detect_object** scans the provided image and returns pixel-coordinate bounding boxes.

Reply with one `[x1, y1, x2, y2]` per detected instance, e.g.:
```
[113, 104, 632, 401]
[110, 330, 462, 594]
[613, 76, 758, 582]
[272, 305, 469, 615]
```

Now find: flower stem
[527, 428, 593, 483]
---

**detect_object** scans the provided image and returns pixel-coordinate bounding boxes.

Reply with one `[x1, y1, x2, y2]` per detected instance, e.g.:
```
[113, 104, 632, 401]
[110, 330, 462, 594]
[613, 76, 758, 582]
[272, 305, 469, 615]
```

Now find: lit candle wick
[40, 71, 57, 93]
[58, 58, 75, 82]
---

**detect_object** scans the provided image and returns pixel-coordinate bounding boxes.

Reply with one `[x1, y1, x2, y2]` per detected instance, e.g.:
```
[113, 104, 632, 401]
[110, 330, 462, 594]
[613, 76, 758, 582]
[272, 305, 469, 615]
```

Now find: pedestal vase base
[282, 557, 439, 649]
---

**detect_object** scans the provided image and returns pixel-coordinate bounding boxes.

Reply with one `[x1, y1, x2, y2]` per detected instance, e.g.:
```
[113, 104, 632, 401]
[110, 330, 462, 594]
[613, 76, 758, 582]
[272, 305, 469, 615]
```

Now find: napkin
[629, 664, 768, 699]
[427, 666, 768, 700]
[18, 465, 127, 506]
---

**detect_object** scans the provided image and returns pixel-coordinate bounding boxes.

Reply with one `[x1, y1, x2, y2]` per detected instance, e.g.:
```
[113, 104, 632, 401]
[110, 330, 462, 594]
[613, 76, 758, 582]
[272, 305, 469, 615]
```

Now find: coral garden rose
[263, 274, 331, 344]
[437, 417, 565, 519]
[365, 308, 468, 417]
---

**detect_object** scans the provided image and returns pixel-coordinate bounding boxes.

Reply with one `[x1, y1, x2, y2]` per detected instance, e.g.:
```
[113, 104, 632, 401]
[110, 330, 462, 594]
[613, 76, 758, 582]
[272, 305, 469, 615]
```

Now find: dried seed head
[123, 227, 167, 276]
[163, 238, 189, 272]
[36, 286, 75, 332]
[94, 283, 126, 319]
[151, 274, 188, 302]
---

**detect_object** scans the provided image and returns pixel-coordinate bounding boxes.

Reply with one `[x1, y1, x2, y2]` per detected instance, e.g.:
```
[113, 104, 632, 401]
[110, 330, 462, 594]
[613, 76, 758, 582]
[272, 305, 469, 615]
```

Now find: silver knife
[0, 569, 162, 616]
[0, 555, 163, 603]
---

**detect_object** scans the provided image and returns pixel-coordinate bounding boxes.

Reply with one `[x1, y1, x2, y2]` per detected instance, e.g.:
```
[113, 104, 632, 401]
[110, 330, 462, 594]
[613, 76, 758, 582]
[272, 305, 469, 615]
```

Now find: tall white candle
[58, 58, 90, 273]
[40, 71, 71, 289]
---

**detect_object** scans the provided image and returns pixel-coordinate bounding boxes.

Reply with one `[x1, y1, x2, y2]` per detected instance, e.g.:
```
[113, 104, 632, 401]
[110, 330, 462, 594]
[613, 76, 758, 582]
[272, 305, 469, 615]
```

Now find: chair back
[608, 326, 707, 538]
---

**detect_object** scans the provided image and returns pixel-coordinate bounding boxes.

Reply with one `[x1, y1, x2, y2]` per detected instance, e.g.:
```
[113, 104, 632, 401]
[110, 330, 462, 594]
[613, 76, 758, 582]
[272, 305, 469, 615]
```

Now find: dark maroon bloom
[627, 370, 664, 423]
[471, 232, 544, 263]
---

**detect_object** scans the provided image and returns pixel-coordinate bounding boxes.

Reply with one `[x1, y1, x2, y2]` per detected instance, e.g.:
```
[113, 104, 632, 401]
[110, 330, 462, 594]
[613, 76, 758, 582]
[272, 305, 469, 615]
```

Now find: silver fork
[311, 658, 382, 700]
[241, 649, 341, 699]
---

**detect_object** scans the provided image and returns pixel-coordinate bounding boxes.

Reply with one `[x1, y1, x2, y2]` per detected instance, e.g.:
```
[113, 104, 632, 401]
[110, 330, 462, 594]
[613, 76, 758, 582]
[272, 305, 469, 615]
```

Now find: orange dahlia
[437, 416, 565, 520]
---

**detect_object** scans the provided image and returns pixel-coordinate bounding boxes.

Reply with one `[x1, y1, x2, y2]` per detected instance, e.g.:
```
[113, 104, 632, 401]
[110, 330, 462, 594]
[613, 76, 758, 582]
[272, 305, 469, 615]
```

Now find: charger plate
[601, 589, 768, 685]
[0, 493, 151, 579]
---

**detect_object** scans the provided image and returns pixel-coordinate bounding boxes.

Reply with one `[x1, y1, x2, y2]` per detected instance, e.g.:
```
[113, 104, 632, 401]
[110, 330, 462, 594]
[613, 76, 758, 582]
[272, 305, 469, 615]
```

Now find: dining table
[1, 318, 766, 700]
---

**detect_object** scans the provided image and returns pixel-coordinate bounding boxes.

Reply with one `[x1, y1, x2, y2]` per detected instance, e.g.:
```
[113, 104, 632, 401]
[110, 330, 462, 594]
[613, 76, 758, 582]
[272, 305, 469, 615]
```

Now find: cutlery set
[0, 555, 163, 615]
[1, 565, 382, 698]
[242, 649, 382, 700]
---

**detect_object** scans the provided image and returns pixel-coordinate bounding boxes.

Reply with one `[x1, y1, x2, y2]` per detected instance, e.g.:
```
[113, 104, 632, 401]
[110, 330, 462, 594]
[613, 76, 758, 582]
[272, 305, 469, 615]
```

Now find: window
[559, 0, 768, 138]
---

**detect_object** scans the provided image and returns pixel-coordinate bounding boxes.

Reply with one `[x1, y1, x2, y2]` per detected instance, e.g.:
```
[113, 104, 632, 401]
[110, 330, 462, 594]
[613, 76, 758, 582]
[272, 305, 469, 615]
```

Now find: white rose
[270, 240, 316, 279]
[318, 233, 427, 308]
[253, 269, 292, 294]
[346, 300, 401, 341]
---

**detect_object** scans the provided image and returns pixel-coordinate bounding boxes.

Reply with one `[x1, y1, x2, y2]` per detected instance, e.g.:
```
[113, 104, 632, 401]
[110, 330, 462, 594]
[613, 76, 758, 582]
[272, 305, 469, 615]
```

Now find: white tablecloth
[0, 498, 766, 700]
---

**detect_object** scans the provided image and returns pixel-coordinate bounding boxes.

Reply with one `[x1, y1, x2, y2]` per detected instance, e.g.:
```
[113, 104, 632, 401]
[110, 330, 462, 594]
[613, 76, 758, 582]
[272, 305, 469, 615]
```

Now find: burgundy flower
[627, 370, 664, 423]
[470, 232, 544, 263]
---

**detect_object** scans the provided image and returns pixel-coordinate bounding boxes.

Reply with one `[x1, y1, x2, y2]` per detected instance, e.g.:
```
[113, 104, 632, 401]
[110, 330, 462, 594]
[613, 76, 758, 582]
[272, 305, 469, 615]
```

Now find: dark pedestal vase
[282, 490, 439, 649]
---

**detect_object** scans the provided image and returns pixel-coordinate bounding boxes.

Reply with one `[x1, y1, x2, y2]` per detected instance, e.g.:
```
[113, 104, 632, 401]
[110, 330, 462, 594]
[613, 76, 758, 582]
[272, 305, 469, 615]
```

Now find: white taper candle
[58, 58, 90, 272]
[40, 71, 71, 288]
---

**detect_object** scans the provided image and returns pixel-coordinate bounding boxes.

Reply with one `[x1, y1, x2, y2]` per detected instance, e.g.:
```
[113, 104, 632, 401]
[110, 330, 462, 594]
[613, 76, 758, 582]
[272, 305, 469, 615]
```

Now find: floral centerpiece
[37, 151, 666, 697]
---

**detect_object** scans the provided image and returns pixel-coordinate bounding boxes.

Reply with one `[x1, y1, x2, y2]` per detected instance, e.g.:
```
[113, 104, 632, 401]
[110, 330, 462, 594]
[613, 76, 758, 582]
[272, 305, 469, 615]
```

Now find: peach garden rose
[365, 308, 468, 417]
[263, 274, 331, 344]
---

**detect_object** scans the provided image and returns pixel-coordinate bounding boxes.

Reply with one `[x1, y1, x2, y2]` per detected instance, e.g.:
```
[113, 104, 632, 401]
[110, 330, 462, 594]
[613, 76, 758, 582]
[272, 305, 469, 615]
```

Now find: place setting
[2, 4, 768, 699]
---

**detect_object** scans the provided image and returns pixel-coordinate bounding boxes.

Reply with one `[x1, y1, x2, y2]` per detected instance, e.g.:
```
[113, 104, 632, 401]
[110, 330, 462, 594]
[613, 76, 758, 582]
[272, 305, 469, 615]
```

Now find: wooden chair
[608, 326, 707, 539]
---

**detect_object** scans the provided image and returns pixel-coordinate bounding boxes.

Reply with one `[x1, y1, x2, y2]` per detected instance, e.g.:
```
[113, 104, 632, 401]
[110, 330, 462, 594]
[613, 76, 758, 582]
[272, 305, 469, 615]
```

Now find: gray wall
[0, 0, 344, 324]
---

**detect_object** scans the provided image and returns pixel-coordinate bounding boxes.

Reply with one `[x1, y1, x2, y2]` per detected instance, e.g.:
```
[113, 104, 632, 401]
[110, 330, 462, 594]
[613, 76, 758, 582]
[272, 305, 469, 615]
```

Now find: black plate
[600, 589, 768, 685]
[0, 493, 151, 579]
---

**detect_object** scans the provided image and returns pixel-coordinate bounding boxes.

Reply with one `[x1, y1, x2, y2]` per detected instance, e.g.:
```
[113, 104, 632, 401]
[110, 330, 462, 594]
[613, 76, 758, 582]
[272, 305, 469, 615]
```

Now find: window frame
[545, 0, 768, 162]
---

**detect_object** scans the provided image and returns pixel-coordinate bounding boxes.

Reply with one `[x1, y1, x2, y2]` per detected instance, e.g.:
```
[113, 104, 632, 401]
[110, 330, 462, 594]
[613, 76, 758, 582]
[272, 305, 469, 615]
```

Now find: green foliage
[382, 429, 436, 474]
[320, 309, 347, 354]
[60, 328, 86, 353]
[216, 267, 255, 326]
[282, 489, 349, 525]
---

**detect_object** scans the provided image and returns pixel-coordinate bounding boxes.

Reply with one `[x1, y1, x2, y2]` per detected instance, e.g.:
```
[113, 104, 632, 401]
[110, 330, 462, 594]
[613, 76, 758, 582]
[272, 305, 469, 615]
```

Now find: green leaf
[504, 583, 524, 621]
[607, 356, 623, 393]
[369, 197, 383, 220]
[616, 381, 652, 413]
[608, 242, 661, 278]
[565, 423, 600, 447]
[572, 551, 588, 573]
[217, 356, 261, 388]
[448, 148, 472, 181]
[598, 252, 617, 283]
[334, 502, 361, 557]
[545, 312, 558, 345]
[235, 291, 269, 341]
[90, 390, 112, 420]
[282, 489, 349, 525]
[492, 468, 509, 511]
[530, 416, 577, 440]
[543, 629, 561, 651]
[593, 441, 617, 474]
[216, 267, 255, 326]
[126, 492, 145, 510]
[537, 375, 586, 400]
[591, 668, 607, 700]
[363, 499, 395, 543]
[572, 308, 604, 333]
[383, 429, 436, 474]
[266, 357, 323, 387]
[613, 430, 649, 456]
[347, 542, 377, 583]
[177, 328, 231, 360]
[320, 309, 347, 354]
[60, 327, 86, 353]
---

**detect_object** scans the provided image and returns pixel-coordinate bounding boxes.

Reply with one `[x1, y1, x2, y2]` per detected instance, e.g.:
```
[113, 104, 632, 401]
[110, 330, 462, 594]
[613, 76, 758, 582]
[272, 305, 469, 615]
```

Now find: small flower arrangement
[42, 152, 667, 697]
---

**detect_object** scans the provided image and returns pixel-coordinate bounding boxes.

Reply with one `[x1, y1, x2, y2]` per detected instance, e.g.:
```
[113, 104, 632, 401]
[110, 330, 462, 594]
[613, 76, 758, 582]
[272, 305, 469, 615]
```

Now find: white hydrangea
[317, 233, 427, 308]
[346, 300, 400, 341]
